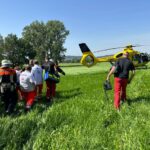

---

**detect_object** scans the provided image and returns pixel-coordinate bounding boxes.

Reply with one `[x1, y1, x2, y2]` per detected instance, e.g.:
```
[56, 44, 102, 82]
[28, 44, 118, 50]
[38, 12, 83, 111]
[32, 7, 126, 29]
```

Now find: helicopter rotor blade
[131, 44, 144, 47]
[93, 44, 144, 53]
[93, 46, 126, 53]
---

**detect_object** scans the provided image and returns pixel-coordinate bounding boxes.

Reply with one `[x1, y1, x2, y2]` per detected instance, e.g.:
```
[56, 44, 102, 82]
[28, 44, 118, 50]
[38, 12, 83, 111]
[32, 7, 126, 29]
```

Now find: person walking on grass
[31, 60, 43, 101]
[20, 64, 36, 112]
[42, 58, 60, 103]
[106, 52, 135, 110]
[0, 60, 17, 114]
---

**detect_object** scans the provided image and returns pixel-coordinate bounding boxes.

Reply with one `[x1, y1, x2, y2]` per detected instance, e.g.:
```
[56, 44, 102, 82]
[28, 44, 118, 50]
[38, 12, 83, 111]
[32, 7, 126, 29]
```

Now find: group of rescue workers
[0, 51, 136, 115]
[0, 58, 65, 114]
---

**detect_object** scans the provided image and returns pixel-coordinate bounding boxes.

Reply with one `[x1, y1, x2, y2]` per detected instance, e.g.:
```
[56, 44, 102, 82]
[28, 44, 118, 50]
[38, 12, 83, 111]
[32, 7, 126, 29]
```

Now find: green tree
[22, 21, 47, 63]
[0, 34, 4, 62]
[17, 38, 36, 64]
[3, 34, 36, 65]
[22, 20, 69, 63]
[45, 20, 69, 61]
[4, 34, 19, 65]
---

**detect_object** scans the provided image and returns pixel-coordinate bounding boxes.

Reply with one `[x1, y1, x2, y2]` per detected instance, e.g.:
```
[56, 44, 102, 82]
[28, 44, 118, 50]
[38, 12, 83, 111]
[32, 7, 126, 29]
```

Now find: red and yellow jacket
[0, 67, 17, 83]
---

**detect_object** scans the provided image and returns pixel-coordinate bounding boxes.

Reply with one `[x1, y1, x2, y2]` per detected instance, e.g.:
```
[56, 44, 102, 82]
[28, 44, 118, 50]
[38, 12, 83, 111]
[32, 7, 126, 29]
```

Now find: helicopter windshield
[133, 53, 149, 63]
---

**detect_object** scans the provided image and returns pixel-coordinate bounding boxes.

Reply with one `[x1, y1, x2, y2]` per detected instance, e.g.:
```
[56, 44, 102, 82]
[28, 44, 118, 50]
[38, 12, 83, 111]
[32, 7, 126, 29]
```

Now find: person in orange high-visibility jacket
[0, 60, 17, 114]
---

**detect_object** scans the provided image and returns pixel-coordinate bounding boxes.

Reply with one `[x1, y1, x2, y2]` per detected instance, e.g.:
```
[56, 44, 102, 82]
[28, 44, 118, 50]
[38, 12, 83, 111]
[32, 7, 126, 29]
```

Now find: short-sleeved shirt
[31, 64, 43, 85]
[114, 58, 135, 79]
[20, 70, 35, 92]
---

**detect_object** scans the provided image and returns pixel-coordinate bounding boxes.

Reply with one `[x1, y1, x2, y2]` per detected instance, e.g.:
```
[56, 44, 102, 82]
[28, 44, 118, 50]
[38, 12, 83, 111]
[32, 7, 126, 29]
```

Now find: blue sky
[0, 0, 150, 56]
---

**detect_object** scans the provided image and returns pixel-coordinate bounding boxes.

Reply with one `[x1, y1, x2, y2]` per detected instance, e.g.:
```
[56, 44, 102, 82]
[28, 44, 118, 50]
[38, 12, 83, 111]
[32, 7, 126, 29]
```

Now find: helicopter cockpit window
[141, 53, 149, 62]
[133, 53, 149, 63]
[133, 54, 141, 62]
[85, 55, 94, 66]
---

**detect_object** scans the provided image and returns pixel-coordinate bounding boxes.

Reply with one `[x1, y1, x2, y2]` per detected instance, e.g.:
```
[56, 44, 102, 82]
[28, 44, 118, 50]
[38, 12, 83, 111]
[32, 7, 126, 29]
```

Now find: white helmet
[1, 59, 12, 67]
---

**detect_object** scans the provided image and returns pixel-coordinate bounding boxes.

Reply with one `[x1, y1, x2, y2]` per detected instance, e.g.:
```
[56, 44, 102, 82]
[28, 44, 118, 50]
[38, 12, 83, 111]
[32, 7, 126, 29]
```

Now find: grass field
[0, 63, 150, 150]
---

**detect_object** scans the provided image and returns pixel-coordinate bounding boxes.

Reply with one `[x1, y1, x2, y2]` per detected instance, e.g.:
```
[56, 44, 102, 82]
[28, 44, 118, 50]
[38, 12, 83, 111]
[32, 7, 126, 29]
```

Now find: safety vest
[0, 67, 16, 93]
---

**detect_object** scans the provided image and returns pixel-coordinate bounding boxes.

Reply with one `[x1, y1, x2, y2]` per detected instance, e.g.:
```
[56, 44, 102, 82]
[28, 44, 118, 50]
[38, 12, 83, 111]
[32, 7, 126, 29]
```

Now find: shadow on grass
[55, 87, 82, 102]
[0, 88, 82, 117]
[127, 95, 150, 105]
[0, 96, 52, 117]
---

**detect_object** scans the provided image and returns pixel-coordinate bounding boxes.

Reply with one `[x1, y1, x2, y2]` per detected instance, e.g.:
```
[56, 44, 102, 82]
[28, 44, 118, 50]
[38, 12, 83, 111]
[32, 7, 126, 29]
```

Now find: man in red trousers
[42, 58, 59, 102]
[106, 52, 135, 110]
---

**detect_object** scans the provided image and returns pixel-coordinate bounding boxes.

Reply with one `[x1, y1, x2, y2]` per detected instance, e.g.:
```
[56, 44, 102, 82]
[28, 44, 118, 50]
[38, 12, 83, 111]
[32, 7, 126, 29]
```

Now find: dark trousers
[1, 90, 17, 113]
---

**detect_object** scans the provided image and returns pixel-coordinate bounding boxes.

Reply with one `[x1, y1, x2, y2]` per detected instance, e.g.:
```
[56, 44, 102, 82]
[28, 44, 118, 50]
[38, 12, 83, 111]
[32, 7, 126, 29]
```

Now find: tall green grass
[0, 63, 150, 150]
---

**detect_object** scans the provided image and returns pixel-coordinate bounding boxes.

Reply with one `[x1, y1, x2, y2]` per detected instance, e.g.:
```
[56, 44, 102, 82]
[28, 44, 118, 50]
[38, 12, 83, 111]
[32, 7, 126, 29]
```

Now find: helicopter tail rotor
[79, 43, 91, 53]
[79, 43, 97, 67]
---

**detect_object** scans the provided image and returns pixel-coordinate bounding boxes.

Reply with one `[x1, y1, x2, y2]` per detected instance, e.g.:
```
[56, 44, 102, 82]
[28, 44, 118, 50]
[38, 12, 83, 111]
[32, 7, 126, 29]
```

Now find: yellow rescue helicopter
[79, 43, 150, 68]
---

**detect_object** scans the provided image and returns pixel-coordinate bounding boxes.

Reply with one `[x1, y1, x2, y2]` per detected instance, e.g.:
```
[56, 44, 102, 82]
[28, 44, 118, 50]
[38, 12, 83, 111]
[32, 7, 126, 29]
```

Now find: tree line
[0, 20, 69, 65]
